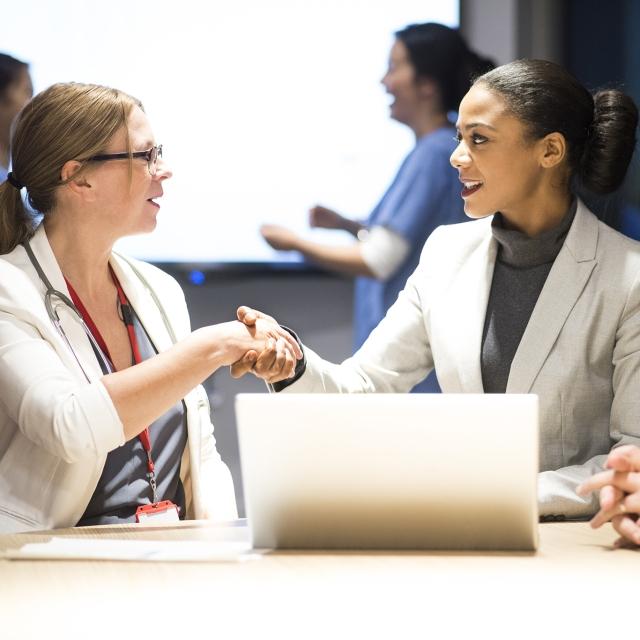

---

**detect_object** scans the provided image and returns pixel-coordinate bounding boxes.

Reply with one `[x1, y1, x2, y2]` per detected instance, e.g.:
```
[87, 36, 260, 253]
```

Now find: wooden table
[0, 521, 637, 639]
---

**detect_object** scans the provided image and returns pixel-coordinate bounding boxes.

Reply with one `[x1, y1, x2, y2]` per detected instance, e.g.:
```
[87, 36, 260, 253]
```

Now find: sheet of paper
[1, 537, 260, 562]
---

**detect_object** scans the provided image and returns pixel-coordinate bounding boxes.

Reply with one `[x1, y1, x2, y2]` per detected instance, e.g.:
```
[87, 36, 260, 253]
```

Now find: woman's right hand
[199, 310, 301, 371]
[309, 205, 345, 230]
[229, 306, 302, 383]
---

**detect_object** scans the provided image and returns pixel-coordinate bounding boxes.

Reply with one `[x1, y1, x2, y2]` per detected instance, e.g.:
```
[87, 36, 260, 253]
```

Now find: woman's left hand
[576, 445, 640, 547]
[261, 224, 301, 251]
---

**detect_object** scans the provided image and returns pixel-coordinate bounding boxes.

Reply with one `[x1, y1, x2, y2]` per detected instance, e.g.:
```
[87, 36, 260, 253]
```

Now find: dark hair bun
[580, 90, 639, 195]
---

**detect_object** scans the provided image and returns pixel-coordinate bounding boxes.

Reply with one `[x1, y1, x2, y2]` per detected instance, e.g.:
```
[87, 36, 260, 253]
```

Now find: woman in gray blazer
[233, 59, 640, 520]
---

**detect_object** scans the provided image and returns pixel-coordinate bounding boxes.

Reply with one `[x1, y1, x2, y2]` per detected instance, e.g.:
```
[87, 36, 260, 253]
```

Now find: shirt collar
[491, 199, 577, 268]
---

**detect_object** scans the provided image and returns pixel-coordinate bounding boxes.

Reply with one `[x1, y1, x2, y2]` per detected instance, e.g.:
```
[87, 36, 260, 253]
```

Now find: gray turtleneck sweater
[481, 201, 577, 393]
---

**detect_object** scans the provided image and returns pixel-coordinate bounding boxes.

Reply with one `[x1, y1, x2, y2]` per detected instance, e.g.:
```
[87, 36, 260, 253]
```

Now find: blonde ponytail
[1, 82, 142, 255]
[0, 179, 33, 254]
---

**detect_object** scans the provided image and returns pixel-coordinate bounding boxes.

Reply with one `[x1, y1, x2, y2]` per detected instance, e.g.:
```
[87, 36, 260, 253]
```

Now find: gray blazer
[286, 200, 640, 517]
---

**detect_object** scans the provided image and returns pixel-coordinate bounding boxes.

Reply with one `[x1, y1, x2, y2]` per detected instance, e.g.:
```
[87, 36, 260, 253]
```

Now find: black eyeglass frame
[85, 144, 163, 174]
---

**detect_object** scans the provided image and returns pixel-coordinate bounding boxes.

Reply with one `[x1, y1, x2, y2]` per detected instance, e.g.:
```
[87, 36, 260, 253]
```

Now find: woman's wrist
[344, 219, 366, 238]
[191, 323, 255, 370]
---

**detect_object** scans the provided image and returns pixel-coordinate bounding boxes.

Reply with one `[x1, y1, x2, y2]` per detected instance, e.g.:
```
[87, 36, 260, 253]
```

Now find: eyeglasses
[85, 144, 163, 176]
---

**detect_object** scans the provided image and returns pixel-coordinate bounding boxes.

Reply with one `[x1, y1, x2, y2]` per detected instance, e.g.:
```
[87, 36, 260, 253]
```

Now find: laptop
[236, 393, 539, 551]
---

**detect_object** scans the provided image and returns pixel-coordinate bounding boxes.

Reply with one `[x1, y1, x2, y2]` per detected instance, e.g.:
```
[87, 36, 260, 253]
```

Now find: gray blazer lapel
[435, 223, 497, 393]
[507, 201, 598, 394]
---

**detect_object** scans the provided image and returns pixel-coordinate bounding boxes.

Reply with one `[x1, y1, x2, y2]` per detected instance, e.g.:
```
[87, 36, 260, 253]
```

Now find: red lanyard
[64, 268, 158, 503]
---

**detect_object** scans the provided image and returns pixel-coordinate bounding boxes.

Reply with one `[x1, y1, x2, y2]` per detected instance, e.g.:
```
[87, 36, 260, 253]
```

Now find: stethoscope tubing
[23, 241, 115, 381]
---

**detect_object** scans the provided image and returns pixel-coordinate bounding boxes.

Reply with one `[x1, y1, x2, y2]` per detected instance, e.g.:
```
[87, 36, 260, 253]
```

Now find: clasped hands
[577, 445, 640, 547]
[230, 306, 302, 384]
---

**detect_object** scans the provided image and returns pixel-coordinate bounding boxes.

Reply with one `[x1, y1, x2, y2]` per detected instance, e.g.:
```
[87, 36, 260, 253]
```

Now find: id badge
[135, 500, 180, 524]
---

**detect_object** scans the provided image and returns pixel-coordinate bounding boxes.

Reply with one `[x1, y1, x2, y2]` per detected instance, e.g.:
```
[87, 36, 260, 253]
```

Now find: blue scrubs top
[353, 126, 467, 391]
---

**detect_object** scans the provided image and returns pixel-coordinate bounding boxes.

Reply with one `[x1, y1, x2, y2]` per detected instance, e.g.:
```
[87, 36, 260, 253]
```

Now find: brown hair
[395, 23, 494, 113]
[0, 82, 142, 254]
[0, 52, 28, 97]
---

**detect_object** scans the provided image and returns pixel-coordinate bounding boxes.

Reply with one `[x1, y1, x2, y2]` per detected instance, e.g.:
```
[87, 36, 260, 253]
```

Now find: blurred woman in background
[0, 53, 33, 182]
[261, 23, 493, 392]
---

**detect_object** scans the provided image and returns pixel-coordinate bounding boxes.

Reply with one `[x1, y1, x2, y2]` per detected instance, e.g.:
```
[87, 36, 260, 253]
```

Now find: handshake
[225, 305, 304, 384]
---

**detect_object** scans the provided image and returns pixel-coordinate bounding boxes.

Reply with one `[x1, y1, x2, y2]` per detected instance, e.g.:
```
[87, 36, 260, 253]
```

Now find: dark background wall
[461, 0, 640, 224]
[564, 0, 640, 221]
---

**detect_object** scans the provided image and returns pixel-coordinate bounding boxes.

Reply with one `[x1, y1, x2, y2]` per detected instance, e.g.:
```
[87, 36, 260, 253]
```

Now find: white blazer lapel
[109, 256, 174, 353]
[433, 220, 497, 393]
[506, 201, 598, 394]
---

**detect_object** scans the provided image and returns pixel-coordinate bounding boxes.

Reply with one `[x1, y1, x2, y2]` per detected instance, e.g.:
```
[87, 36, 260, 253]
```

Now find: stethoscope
[23, 241, 116, 381]
[23, 238, 192, 506]
[23, 239, 179, 378]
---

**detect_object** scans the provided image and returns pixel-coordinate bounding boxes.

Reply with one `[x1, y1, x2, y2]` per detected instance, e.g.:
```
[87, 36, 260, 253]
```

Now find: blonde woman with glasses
[0, 82, 301, 532]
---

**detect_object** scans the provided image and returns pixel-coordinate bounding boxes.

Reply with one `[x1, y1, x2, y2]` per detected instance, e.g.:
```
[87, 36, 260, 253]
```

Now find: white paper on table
[1, 537, 260, 562]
